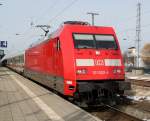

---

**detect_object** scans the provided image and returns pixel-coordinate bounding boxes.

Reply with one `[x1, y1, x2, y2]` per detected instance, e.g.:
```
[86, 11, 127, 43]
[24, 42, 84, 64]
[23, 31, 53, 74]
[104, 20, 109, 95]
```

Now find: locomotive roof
[28, 21, 114, 48]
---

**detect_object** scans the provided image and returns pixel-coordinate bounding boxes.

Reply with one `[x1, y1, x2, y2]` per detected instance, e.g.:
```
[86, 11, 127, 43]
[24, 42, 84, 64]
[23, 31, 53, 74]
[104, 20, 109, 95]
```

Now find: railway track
[88, 105, 143, 121]
[130, 79, 150, 87]
[105, 105, 142, 121]
[126, 74, 150, 87]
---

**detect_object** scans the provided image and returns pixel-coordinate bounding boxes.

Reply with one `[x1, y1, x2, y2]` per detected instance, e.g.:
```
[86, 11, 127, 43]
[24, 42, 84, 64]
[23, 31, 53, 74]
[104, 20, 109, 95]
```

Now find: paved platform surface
[126, 73, 150, 81]
[0, 67, 101, 121]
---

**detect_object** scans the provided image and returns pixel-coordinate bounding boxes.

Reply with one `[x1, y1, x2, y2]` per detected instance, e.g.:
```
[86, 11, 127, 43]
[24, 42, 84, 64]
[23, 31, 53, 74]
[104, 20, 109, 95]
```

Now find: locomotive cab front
[73, 33, 124, 80]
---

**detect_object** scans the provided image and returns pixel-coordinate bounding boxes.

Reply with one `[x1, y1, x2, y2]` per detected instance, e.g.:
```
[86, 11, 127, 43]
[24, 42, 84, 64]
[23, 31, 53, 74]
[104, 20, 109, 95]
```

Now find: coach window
[56, 38, 61, 51]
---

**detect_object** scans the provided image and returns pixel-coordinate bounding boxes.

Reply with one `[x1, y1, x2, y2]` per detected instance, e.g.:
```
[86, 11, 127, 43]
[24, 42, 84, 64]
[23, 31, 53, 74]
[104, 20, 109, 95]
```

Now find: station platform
[0, 67, 100, 121]
[126, 73, 150, 81]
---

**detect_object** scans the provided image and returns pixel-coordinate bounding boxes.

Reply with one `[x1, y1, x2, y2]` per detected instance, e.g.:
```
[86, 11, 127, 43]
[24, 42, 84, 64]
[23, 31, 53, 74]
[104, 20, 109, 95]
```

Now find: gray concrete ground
[0, 67, 101, 121]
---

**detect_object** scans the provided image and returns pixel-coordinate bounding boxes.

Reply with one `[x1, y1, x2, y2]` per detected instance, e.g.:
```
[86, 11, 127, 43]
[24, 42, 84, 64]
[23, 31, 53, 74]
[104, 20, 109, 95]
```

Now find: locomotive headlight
[117, 69, 121, 73]
[113, 68, 121, 73]
[66, 80, 72, 85]
[76, 69, 88, 74]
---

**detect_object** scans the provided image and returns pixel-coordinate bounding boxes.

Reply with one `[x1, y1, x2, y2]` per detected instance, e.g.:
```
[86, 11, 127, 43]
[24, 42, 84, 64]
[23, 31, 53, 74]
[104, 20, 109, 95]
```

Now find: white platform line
[8, 72, 65, 121]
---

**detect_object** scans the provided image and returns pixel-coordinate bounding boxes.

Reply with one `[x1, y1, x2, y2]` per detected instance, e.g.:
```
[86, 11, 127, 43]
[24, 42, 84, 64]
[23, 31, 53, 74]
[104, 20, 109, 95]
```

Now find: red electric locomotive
[5, 21, 131, 106]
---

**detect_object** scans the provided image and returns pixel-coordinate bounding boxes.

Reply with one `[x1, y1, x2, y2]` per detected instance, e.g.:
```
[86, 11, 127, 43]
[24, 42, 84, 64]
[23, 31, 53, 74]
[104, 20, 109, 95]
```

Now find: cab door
[52, 38, 63, 92]
[53, 38, 61, 74]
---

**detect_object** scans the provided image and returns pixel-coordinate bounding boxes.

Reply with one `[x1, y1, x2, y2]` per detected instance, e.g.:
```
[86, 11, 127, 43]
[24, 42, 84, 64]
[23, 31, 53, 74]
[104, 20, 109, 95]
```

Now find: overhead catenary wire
[118, 23, 150, 34]
[47, 0, 79, 25]
[115, 7, 150, 36]
[14, 0, 62, 37]
[5, 1, 150, 55]
[29, 0, 79, 39]
[33, 0, 61, 24]
[116, 8, 150, 26]
[16, 1, 150, 38]
[18, 0, 79, 38]
[4, 0, 80, 56]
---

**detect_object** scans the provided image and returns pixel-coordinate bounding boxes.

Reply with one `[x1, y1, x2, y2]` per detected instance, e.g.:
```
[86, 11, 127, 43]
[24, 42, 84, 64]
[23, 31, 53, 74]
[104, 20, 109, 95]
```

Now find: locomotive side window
[95, 35, 118, 49]
[73, 34, 95, 49]
[56, 38, 61, 51]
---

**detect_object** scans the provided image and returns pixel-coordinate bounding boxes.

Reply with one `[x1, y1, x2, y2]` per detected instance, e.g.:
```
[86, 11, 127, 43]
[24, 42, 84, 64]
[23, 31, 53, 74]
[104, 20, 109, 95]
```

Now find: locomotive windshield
[73, 34, 95, 48]
[73, 34, 117, 49]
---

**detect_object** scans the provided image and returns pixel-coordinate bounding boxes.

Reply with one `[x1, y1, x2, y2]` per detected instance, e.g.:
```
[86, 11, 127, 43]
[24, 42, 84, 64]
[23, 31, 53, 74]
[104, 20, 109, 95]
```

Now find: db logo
[94, 59, 104, 66]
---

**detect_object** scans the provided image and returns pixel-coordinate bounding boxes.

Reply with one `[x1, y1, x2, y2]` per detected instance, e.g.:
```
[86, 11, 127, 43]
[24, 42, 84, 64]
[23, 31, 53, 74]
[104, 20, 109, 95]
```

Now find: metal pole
[92, 14, 94, 25]
[87, 12, 99, 25]
[136, 3, 141, 68]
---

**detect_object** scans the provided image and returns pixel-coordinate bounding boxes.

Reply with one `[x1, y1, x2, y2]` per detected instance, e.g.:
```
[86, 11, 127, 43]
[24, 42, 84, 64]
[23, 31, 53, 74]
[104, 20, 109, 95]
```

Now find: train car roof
[1, 51, 25, 62]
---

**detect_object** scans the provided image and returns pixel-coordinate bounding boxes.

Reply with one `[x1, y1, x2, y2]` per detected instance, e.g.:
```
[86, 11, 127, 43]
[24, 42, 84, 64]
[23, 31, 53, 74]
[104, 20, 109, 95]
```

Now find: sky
[0, 0, 150, 55]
